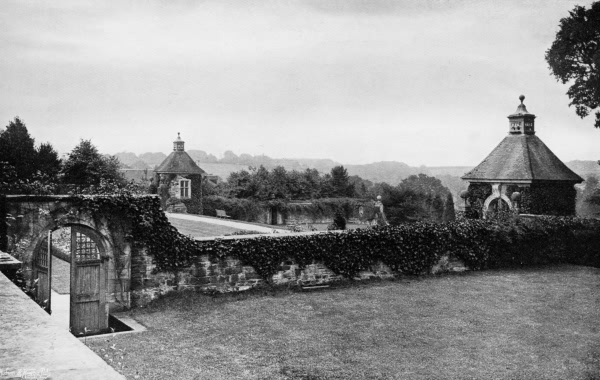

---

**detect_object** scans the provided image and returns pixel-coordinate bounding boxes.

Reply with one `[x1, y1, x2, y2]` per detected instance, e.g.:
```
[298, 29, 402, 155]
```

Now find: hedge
[202, 196, 263, 220]
[194, 216, 600, 282]
[59, 195, 600, 283]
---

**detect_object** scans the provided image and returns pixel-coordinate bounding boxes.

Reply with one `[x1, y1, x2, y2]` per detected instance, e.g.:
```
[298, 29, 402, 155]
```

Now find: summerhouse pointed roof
[462, 96, 583, 184]
[155, 133, 206, 175]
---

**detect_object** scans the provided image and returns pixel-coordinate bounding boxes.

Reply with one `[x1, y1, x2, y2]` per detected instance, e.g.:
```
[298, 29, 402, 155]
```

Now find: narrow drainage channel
[77, 314, 147, 341]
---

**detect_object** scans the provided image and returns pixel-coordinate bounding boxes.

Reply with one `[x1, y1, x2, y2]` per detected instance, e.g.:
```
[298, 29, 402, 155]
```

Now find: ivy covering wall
[201, 196, 371, 224]
[466, 182, 577, 217]
[42, 195, 599, 293]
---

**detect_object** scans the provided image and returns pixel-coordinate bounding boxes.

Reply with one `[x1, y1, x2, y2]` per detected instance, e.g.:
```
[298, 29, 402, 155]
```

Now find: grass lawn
[51, 255, 70, 294]
[89, 265, 600, 380]
[166, 216, 249, 238]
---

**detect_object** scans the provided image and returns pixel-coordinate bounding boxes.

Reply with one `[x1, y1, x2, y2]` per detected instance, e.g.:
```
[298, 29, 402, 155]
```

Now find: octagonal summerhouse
[154, 133, 206, 212]
[461, 95, 583, 218]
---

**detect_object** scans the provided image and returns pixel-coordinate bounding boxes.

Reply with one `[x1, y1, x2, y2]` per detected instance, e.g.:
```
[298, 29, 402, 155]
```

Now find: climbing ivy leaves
[71, 195, 600, 282]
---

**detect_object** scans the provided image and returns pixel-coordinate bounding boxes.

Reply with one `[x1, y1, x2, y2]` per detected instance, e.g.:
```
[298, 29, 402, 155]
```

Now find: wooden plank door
[33, 231, 52, 314]
[70, 226, 108, 336]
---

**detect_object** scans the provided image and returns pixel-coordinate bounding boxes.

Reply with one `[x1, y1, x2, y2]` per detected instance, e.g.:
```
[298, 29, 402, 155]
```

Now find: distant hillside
[425, 166, 473, 177]
[345, 161, 415, 185]
[139, 152, 167, 167]
[117, 150, 599, 190]
[565, 160, 600, 180]
[195, 163, 250, 180]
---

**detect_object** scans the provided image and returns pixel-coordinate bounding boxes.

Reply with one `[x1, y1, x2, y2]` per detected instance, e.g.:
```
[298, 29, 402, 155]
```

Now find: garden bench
[216, 209, 231, 219]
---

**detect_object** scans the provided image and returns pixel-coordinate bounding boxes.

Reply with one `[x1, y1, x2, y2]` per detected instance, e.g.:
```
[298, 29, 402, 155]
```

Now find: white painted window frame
[179, 179, 191, 199]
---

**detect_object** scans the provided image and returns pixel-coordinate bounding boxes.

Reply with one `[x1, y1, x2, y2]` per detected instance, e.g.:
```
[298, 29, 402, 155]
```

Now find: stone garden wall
[2, 195, 133, 311]
[129, 233, 467, 307]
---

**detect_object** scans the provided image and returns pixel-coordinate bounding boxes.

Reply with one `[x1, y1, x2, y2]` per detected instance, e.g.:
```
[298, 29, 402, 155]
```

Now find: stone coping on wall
[0, 270, 125, 380]
[193, 229, 345, 241]
[4, 194, 160, 200]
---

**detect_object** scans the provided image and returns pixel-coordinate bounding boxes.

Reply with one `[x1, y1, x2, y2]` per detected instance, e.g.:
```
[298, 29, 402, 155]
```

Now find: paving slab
[0, 271, 125, 380]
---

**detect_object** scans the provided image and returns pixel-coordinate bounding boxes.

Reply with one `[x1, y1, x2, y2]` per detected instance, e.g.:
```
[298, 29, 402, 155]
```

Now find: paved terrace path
[0, 271, 125, 380]
[166, 212, 287, 235]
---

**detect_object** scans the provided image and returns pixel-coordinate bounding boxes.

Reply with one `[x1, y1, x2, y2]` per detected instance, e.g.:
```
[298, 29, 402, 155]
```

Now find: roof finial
[519, 94, 525, 104]
[178, 132, 180, 139]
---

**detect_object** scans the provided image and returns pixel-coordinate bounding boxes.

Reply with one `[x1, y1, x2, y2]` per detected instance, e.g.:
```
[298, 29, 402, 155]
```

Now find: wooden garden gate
[69, 226, 109, 336]
[33, 231, 52, 313]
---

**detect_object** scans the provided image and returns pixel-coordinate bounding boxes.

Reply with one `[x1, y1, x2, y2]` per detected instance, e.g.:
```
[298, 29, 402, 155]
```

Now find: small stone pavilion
[155, 133, 206, 212]
[461, 95, 583, 218]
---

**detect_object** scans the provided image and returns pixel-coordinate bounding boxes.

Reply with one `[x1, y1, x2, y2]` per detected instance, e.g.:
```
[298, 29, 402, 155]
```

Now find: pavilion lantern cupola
[508, 95, 536, 135]
[173, 132, 185, 152]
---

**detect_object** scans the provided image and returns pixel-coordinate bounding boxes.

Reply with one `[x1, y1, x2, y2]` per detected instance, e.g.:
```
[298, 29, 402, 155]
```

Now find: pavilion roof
[154, 151, 206, 175]
[462, 134, 582, 183]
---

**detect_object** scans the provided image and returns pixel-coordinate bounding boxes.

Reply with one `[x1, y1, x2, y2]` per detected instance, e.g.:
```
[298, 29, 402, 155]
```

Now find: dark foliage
[61, 139, 126, 189]
[332, 212, 347, 230]
[0, 117, 61, 195]
[69, 195, 600, 287]
[545, 2, 600, 128]
[442, 193, 456, 222]
[0, 117, 37, 179]
[330, 165, 355, 197]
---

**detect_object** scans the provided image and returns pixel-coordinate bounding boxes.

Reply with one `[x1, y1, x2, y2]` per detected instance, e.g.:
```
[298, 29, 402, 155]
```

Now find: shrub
[333, 212, 347, 230]
[202, 196, 262, 220]
[181, 196, 202, 214]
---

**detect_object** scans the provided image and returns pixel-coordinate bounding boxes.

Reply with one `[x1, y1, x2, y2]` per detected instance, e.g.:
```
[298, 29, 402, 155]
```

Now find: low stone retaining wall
[130, 233, 468, 307]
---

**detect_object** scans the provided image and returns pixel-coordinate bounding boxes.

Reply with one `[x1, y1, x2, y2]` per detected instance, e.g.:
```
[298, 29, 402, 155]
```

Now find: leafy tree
[238, 153, 254, 164]
[269, 166, 290, 199]
[545, 2, 600, 128]
[431, 194, 445, 222]
[0, 117, 61, 194]
[224, 169, 252, 198]
[302, 168, 324, 199]
[369, 174, 452, 224]
[442, 193, 456, 222]
[320, 173, 335, 198]
[221, 150, 239, 163]
[398, 174, 449, 197]
[578, 175, 600, 216]
[61, 139, 126, 188]
[329, 165, 355, 197]
[35, 142, 61, 178]
[375, 183, 423, 224]
[248, 165, 272, 199]
[0, 117, 37, 179]
[348, 175, 373, 198]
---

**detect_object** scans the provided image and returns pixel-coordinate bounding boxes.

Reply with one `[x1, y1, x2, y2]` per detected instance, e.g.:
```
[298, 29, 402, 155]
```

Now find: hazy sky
[1, 0, 598, 166]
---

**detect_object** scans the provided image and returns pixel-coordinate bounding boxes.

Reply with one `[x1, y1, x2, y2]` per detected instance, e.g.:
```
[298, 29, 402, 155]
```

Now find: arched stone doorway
[482, 183, 513, 219]
[32, 224, 110, 336]
[485, 198, 511, 219]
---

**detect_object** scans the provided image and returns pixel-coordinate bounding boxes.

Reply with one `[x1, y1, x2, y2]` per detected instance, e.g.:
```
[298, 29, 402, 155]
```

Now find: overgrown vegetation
[546, 1, 600, 128]
[62, 193, 600, 285]
[578, 175, 600, 217]
[0, 117, 145, 196]
[64, 193, 597, 282]
[217, 164, 359, 200]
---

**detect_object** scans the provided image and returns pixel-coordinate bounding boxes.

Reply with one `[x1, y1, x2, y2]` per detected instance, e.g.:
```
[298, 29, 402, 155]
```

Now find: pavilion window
[179, 179, 190, 199]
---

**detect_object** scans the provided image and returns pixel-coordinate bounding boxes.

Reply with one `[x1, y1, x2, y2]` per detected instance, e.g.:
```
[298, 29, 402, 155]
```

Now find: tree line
[1, 117, 456, 224]
[208, 165, 456, 224]
[0, 117, 131, 195]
